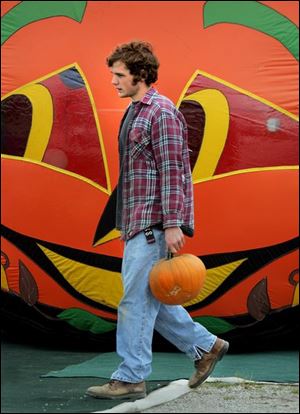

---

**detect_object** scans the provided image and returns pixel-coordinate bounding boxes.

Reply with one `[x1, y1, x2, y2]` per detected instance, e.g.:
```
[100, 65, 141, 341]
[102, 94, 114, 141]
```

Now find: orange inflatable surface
[1, 1, 298, 351]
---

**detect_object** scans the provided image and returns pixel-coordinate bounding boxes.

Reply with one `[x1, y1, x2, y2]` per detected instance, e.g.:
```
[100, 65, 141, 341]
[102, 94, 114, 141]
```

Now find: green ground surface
[42, 349, 299, 383]
[1, 339, 168, 413]
[1, 338, 299, 413]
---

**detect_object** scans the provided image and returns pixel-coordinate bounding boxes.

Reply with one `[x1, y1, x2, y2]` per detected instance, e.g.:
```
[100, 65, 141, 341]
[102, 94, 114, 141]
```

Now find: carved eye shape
[1, 66, 108, 190]
[1, 94, 32, 157]
[179, 100, 205, 172]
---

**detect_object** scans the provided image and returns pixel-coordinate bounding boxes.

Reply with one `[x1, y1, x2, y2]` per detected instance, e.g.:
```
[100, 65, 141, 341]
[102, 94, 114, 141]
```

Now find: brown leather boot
[86, 379, 146, 399]
[189, 338, 229, 388]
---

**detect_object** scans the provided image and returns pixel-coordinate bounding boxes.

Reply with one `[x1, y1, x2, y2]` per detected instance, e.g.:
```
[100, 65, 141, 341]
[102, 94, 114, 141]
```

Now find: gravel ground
[141, 382, 299, 413]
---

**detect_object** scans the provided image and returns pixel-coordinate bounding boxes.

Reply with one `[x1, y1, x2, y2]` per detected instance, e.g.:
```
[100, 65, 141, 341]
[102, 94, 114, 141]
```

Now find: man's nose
[111, 75, 118, 85]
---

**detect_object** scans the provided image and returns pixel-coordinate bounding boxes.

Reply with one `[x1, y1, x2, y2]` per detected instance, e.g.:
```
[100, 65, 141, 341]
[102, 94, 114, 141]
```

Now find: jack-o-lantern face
[1, 1, 299, 350]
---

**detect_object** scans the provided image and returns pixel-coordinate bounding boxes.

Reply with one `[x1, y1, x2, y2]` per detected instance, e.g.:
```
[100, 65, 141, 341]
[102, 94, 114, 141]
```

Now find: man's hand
[165, 227, 185, 254]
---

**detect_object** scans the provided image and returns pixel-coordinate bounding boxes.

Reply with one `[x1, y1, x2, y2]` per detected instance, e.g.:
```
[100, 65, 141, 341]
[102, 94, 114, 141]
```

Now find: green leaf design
[58, 308, 116, 334]
[204, 1, 299, 60]
[1, 1, 87, 45]
[193, 316, 235, 334]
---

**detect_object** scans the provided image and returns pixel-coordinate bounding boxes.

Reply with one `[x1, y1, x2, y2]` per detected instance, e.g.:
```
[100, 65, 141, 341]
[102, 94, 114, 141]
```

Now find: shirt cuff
[163, 212, 183, 228]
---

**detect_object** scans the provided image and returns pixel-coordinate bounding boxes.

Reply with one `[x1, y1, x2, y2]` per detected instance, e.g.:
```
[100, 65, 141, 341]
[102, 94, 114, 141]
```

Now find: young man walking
[86, 40, 229, 400]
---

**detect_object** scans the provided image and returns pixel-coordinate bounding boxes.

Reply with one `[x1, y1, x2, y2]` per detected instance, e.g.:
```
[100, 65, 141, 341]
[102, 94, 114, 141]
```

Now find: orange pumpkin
[149, 254, 206, 305]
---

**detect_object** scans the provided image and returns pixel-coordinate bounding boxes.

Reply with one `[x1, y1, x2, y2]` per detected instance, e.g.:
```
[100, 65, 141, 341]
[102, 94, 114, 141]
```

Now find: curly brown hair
[106, 40, 159, 86]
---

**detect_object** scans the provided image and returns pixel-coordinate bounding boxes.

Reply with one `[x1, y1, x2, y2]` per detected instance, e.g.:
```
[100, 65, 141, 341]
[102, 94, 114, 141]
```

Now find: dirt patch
[141, 382, 299, 413]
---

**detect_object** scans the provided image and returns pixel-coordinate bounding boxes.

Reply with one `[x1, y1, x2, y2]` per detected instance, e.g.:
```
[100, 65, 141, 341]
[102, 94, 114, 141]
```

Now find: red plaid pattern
[119, 87, 194, 240]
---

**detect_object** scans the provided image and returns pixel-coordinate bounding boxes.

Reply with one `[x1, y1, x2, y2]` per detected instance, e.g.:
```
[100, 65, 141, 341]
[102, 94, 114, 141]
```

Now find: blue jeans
[111, 228, 217, 383]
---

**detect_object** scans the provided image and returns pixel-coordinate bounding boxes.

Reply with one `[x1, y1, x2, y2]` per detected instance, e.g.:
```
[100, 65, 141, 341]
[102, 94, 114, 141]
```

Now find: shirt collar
[139, 87, 157, 105]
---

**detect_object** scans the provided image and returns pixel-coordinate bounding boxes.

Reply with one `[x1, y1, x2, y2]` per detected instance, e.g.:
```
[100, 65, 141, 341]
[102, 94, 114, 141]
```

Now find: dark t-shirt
[116, 102, 138, 229]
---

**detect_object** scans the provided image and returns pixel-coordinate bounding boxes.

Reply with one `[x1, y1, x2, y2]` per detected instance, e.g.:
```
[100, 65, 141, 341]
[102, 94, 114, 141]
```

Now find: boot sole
[85, 390, 146, 400]
[189, 340, 229, 389]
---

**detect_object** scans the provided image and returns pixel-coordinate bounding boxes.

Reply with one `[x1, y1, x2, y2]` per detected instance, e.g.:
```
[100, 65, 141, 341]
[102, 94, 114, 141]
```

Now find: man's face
[110, 60, 141, 101]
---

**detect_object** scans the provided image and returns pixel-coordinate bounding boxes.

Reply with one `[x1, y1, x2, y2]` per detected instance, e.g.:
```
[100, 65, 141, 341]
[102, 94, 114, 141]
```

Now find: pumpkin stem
[167, 251, 174, 260]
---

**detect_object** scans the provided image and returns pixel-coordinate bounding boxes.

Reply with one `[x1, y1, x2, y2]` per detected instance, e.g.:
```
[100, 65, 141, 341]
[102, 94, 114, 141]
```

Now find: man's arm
[152, 110, 186, 253]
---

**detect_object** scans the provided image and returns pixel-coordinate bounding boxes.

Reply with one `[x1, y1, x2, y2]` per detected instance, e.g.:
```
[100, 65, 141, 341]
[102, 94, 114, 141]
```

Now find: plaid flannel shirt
[118, 87, 194, 240]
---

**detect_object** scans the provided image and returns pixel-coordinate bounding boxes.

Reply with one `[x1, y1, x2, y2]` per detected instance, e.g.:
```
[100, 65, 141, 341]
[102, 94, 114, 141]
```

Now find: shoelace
[108, 379, 121, 387]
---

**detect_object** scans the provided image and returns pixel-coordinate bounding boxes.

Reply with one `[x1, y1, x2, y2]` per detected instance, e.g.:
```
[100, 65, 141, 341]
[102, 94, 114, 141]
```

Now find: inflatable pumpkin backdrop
[1, 1, 299, 351]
